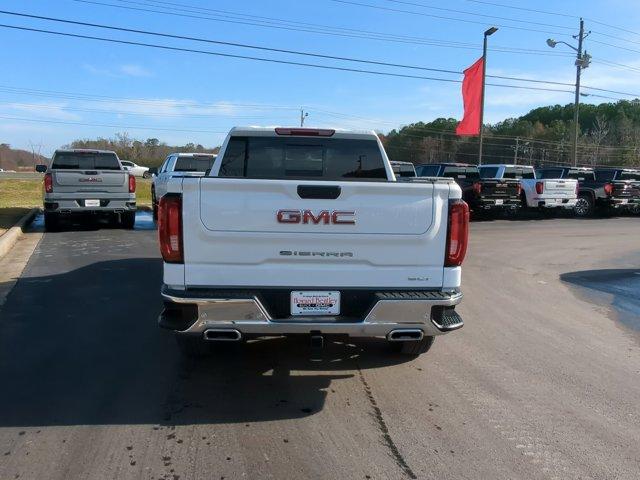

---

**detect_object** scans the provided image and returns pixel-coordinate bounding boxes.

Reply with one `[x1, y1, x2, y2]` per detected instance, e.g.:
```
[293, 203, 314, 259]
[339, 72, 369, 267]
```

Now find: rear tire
[121, 211, 136, 229]
[574, 194, 594, 217]
[175, 335, 211, 358]
[44, 212, 60, 232]
[143, 171, 151, 179]
[392, 336, 435, 357]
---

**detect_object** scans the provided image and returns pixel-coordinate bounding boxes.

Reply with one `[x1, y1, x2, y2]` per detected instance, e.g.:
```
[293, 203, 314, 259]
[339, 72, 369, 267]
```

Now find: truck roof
[416, 162, 476, 168]
[481, 164, 534, 169]
[54, 148, 117, 155]
[227, 126, 379, 140]
[170, 152, 218, 158]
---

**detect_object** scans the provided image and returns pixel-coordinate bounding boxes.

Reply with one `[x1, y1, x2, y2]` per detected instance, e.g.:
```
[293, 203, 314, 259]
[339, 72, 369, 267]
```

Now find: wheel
[574, 194, 594, 217]
[121, 211, 136, 229]
[392, 336, 435, 357]
[44, 212, 60, 232]
[143, 171, 151, 179]
[175, 335, 211, 358]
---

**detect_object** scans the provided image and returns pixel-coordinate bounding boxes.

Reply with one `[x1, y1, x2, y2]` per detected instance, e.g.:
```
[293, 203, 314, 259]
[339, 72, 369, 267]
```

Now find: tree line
[380, 99, 640, 168]
[66, 133, 218, 168]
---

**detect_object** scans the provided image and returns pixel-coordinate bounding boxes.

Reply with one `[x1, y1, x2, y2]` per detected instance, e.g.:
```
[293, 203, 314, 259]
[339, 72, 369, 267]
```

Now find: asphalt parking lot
[0, 213, 639, 480]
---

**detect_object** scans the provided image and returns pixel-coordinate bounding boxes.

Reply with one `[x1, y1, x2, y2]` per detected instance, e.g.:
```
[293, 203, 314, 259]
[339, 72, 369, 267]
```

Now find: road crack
[356, 364, 417, 479]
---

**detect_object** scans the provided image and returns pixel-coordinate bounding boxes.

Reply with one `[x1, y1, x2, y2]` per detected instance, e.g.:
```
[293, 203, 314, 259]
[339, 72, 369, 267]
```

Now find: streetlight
[478, 26, 498, 165]
[546, 18, 591, 166]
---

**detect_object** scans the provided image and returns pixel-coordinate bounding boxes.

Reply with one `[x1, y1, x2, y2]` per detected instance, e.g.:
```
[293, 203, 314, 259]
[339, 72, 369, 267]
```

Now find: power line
[326, 0, 571, 36]
[70, 0, 574, 58]
[461, 0, 576, 19]
[0, 22, 587, 95]
[379, 0, 575, 31]
[0, 10, 579, 89]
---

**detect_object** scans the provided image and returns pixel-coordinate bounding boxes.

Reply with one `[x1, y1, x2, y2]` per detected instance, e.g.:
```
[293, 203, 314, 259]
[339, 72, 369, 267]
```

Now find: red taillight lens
[517, 183, 522, 196]
[604, 182, 614, 196]
[128, 175, 136, 193]
[158, 195, 183, 263]
[575, 183, 579, 196]
[275, 127, 335, 137]
[445, 200, 470, 267]
[535, 181, 544, 194]
[44, 173, 53, 193]
[473, 182, 482, 195]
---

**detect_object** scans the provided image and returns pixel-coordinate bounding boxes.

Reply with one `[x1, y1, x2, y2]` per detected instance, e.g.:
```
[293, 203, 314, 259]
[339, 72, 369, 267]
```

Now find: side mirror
[35, 164, 47, 173]
[148, 167, 158, 176]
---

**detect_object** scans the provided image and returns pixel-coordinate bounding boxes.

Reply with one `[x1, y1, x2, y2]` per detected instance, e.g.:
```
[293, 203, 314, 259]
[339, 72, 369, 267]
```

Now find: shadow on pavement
[0, 258, 411, 428]
[561, 268, 640, 334]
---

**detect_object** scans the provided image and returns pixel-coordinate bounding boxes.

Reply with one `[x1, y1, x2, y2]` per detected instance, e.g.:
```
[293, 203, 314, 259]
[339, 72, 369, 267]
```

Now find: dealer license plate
[291, 291, 340, 316]
[495, 199, 504, 205]
[85, 199, 100, 207]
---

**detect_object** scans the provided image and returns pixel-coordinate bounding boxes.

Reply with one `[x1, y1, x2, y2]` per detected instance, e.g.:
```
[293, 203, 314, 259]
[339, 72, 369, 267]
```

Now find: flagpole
[478, 27, 498, 166]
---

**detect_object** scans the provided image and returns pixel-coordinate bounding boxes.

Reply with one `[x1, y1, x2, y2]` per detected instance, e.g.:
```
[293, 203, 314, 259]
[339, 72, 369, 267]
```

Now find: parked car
[416, 163, 521, 215]
[536, 166, 621, 217]
[150, 153, 217, 220]
[479, 164, 578, 212]
[157, 127, 468, 358]
[390, 160, 417, 178]
[120, 160, 150, 178]
[35, 149, 136, 230]
[594, 167, 640, 214]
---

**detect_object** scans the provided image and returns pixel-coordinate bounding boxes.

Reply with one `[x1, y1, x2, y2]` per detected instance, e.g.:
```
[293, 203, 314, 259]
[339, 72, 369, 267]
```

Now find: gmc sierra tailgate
[182, 178, 451, 288]
[52, 170, 128, 194]
[540, 179, 576, 197]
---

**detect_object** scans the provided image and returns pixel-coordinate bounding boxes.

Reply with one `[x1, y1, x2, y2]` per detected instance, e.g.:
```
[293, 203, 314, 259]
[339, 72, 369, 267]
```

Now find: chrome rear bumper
[160, 287, 463, 338]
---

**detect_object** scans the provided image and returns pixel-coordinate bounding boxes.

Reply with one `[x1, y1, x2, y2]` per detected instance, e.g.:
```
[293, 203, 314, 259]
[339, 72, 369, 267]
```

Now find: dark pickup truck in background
[594, 168, 640, 214]
[416, 163, 521, 215]
[537, 166, 636, 217]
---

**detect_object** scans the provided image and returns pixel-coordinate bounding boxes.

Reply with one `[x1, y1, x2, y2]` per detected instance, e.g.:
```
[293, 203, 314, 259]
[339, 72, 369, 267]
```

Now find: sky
[1, 0, 640, 156]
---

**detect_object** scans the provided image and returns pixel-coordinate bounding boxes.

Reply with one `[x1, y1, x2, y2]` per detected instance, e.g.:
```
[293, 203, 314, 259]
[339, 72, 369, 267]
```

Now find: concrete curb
[0, 208, 40, 260]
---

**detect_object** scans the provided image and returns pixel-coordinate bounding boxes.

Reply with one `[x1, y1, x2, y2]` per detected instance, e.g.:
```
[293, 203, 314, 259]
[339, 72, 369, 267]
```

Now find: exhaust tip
[387, 329, 424, 342]
[203, 328, 242, 342]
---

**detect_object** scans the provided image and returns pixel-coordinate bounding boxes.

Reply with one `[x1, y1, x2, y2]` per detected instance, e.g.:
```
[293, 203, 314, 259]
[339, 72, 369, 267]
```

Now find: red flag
[456, 57, 484, 136]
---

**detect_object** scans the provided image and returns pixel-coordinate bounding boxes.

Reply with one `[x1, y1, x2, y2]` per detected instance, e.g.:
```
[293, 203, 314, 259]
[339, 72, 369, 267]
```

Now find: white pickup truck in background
[157, 127, 469, 358]
[480, 164, 578, 211]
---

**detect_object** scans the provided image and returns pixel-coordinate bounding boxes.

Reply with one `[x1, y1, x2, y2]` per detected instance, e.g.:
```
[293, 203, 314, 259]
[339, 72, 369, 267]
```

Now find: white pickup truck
[479, 164, 578, 211]
[157, 127, 469, 357]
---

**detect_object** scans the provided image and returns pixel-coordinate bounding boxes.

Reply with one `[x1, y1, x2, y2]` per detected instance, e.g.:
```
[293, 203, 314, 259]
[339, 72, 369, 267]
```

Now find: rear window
[567, 170, 595, 181]
[595, 170, 615, 181]
[391, 163, 416, 178]
[442, 166, 480, 180]
[479, 167, 499, 179]
[504, 167, 535, 179]
[174, 156, 216, 172]
[415, 165, 440, 177]
[620, 171, 640, 181]
[51, 152, 120, 170]
[218, 136, 387, 181]
[537, 168, 564, 179]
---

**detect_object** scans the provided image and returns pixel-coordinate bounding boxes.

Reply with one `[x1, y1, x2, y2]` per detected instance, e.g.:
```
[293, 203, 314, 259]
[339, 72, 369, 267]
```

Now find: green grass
[0, 178, 153, 209]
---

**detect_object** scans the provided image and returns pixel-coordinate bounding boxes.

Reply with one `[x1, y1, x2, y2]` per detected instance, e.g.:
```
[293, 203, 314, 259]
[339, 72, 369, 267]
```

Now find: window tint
[479, 167, 499, 179]
[620, 171, 640, 181]
[51, 152, 120, 170]
[174, 156, 216, 172]
[537, 168, 563, 179]
[503, 167, 535, 179]
[391, 163, 416, 177]
[595, 170, 615, 182]
[415, 165, 440, 177]
[218, 136, 387, 181]
[567, 170, 595, 181]
[442, 166, 480, 180]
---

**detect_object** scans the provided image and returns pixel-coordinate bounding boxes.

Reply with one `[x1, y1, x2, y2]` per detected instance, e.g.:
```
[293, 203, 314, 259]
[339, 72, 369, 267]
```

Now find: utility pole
[546, 19, 590, 166]
[478, 27, 498, 165]
[513, 137, 520, 164]
[300, 109, 308, 127]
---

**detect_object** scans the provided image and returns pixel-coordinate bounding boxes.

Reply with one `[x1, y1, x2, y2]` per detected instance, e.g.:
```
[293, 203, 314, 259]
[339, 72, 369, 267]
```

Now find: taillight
[44, 173, 53, 193]
[535, 181, 544, 194]
[158, 195, 183, 263]
[128, 175, 136, 193]
[445, 200, 470, 267]
[575, 183, 579, 196]
[604, 182, 614, 196]
[473, 182, 482, 195]
[517, 183, 522, 196]
[275, 128, 335, 137]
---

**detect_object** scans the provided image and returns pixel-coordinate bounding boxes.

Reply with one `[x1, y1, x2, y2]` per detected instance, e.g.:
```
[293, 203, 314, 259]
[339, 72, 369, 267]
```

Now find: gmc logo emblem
[277, 209, 356, 225]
